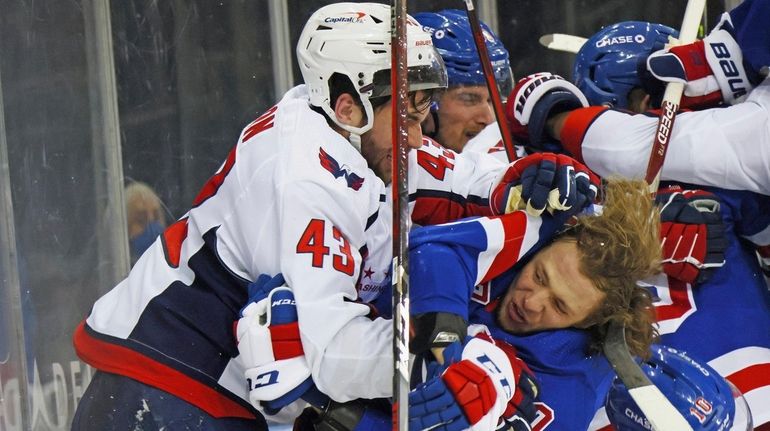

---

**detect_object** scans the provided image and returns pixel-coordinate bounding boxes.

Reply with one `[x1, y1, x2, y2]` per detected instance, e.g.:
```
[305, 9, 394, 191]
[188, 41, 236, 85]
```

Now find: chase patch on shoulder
[319, 147, 365, 191]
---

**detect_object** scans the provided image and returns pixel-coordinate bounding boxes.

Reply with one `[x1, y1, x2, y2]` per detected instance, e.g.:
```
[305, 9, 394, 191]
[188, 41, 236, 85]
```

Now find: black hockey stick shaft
[462, 0, 517, 163]
[390, 0, 410, 429]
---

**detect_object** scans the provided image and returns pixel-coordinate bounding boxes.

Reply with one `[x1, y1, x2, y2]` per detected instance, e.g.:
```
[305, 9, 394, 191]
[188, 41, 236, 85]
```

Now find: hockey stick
[538, 33, 587, 54]
[390, 0, 410, 429]
[462, 0, 517, 163]
[603, 321, 694, 431]
[645, 0, 707, 191]
[603, 2, 707, 430]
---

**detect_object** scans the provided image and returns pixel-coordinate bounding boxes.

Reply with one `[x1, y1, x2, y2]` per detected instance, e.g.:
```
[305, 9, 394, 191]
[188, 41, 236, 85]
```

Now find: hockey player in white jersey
[505, 0, 770, 194]
[71, 3, 453, 429]
[71, 2, 598, 430]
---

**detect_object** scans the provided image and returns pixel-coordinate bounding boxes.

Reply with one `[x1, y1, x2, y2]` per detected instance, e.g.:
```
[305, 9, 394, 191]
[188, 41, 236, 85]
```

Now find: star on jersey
[363, 267, 375, 279]
[319, 147, 365, 191]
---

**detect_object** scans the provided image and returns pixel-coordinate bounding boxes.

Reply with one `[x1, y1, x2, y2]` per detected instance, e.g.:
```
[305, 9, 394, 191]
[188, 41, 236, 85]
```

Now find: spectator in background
[125, 181, 167, 265]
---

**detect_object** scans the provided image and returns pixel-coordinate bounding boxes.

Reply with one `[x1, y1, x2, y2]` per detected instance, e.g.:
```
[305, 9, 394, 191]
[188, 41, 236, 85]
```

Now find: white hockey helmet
[297, 2, 448, 137]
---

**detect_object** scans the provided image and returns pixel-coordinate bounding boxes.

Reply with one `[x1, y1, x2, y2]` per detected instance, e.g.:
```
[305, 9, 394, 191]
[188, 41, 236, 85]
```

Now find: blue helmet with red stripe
[573, 21, 677, 109]
[605, 344, 752, 431]
[414, 9, 513, 97]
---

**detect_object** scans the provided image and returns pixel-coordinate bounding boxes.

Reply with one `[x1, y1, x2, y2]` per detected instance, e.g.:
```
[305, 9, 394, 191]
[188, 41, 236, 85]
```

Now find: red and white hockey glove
[235, 274, 314, 416]
[505, 72, 588, 153]
[409, 335, 539, 431]
[491, 152, 600, 218]
[657, 187, 727, 285]
[647, 15, 754, 109]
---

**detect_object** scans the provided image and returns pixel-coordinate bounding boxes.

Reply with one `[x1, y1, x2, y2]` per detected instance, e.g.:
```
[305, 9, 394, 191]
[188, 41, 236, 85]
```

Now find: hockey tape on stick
[463, 0, 517, 162]
[538, 33, 587, 54]
[603, 321, 694, 431]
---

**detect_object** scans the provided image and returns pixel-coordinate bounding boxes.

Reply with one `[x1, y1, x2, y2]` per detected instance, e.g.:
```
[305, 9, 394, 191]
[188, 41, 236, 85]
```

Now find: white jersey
[75, 85, 508, 417]
[561, 76, 770, 195]
[463, 121, 527, 162]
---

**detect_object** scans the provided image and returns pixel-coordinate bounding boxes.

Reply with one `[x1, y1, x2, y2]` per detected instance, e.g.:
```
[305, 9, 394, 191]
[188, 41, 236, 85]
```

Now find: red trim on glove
[443, 360, 498, 425]
[269, 322, 304, 360]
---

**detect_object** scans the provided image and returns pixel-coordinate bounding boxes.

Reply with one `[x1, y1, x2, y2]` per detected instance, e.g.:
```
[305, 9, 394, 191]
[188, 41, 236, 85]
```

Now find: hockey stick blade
[538, 33, 587, 54]
[603, 321, 694, 431]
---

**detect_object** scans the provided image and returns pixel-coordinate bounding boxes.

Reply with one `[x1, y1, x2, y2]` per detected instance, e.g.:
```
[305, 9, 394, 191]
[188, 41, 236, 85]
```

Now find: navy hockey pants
[71, 371, 268, 430]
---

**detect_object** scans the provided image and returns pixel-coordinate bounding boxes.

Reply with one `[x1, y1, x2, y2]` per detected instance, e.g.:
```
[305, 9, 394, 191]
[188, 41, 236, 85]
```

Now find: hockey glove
[657, 187, 728, 285]
[505, 72, 589, 153]
[647, 14, 754, 109]
[490, 152, 600, 218]
[235, 273, 315, 415]
[409, 335, 539, 431]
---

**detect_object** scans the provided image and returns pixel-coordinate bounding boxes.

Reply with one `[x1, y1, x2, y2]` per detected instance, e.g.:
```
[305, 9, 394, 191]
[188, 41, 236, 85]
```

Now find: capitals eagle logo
[319, 147, 365, 191]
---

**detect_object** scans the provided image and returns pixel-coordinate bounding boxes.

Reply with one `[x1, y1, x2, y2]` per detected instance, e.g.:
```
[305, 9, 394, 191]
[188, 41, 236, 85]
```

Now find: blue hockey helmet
[605, 344, 752, 431]
[573, 21, 677, 109]
[414, 10, 513, 97]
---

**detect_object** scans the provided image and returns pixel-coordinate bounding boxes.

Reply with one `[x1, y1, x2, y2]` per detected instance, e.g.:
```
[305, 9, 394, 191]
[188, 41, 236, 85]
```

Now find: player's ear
[639, 94, 652, 112]
[333, 93, 364, 128]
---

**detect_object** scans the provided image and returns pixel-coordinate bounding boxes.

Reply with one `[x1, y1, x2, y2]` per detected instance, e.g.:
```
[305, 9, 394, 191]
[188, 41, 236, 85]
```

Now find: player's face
[497, 239, 605, 333]
[360, 91, 431, 184]
[434, 85, 494, 152]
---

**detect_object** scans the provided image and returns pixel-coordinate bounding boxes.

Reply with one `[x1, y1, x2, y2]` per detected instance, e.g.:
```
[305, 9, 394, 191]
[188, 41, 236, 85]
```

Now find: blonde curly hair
[560, 178, 662, 358]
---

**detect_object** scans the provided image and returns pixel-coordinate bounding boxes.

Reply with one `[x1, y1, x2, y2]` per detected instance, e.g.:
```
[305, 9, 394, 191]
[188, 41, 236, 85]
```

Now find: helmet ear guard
[605, 344, 753, 431]
[297, 3, 447, 140]
[573, 21, 678, 109]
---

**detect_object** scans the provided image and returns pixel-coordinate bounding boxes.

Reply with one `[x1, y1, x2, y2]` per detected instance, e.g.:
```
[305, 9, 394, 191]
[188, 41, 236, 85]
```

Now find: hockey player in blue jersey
[499, 2, 770, 427]
[240, 177, 662, 431]
[604, 344, 753, 431]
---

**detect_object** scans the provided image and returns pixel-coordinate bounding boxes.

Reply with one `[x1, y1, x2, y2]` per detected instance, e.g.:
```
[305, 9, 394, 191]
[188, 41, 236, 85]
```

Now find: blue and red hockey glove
[505, 72, 589, 154]
[657, 187, 728, 285]
[646, 14, 755, 109]
[491, 152, 600, 221]
[409, 335, 539, 431]
[235, 273, 315, 416]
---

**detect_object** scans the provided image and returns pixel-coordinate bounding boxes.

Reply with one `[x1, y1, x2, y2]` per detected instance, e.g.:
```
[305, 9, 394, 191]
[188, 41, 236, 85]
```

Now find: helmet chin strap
[348, 133, 362, 152]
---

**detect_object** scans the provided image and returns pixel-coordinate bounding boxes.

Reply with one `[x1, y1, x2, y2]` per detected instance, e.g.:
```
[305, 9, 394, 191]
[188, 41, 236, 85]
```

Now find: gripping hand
[409, 336, 539, 431]
[491, 152, 600, 219]
[235, 274, 314, 414]
[647, 15, 753, 109]
[657, 187, 728, 284]
[505, 72, 588, 152]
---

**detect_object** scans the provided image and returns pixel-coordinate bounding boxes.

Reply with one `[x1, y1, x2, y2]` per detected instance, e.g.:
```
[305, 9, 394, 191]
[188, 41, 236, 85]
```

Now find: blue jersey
[410, 187, 770, 430]
[410, 209, 613, 431]
[592, 186, 770, 430]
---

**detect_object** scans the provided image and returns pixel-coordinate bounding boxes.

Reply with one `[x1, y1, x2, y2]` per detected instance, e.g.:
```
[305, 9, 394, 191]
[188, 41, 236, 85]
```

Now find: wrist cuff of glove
[410, 312, 468, 356]
[704, 29, 753, 104]
[527, 90, 587, 148]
